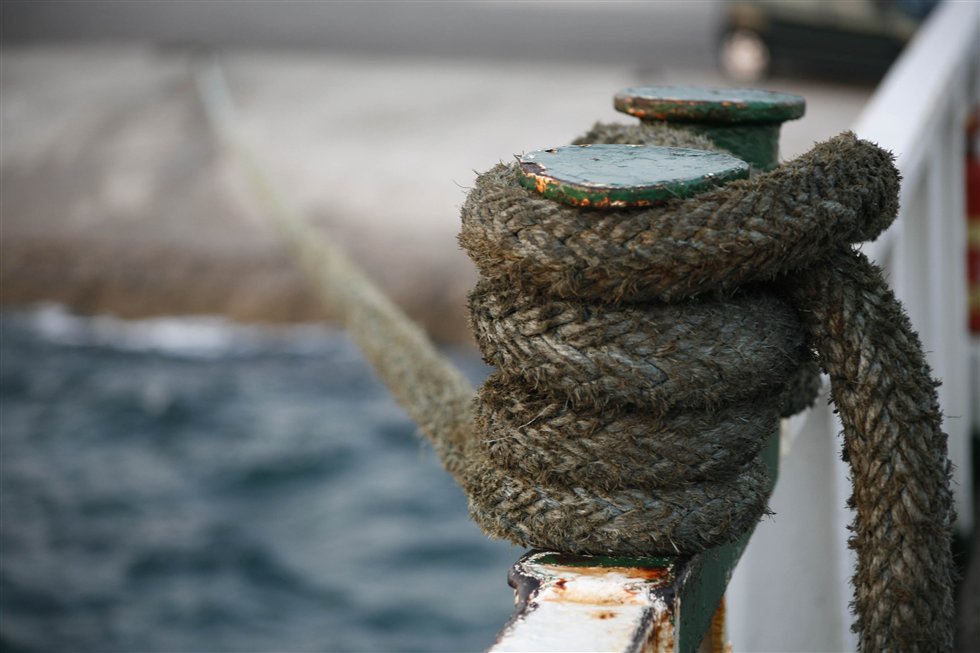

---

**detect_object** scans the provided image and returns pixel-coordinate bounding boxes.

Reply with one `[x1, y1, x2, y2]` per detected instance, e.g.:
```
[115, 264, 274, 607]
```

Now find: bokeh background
[0, 1, 951, 652]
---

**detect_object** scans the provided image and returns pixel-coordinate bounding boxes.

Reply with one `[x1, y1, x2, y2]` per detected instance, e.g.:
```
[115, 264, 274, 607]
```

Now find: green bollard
[613, 86, 805, 171]
[489, 143, 771, 653]
[516, 143, 749, 208]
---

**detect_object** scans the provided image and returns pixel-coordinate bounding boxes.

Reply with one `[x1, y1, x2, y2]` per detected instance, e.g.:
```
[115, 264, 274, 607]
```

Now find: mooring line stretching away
[193, 60, 476, 468]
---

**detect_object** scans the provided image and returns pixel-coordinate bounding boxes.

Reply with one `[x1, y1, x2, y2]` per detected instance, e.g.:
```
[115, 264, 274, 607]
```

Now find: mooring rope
[193, 59, 476, 467]
[196, 62, 954, 648]
[456, 127, 954, 651]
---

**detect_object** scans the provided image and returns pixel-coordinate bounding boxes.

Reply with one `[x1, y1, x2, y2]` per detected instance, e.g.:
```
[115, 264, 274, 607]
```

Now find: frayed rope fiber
[451, 126, 954, 651]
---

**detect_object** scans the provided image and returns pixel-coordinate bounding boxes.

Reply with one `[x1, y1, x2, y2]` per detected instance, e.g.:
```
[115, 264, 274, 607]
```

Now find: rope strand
[458, 129, 954, 651]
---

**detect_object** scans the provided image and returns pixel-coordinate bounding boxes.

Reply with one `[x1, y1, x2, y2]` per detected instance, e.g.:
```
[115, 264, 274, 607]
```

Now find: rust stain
[592, 610, 617, 620]
[611, 199, 652, 208]
[549, 565, 672, 582]
[645, 609, 676, 653]
[536, 562, 675, 605]
[530, 192, 655, 210]
[707, 596, 730, 653]
[533, 175, 549, 196]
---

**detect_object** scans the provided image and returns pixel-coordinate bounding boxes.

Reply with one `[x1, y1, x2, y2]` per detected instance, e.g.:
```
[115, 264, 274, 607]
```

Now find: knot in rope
[456, 129, 955, 650]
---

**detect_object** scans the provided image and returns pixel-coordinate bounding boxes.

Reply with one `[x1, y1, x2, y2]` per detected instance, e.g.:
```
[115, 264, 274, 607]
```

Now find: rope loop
[457, 128, 954, 650]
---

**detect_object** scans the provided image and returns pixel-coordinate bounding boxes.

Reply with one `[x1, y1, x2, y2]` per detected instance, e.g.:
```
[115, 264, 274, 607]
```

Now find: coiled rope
[196, 62, 955, 647]
[456, 126, 954, 651]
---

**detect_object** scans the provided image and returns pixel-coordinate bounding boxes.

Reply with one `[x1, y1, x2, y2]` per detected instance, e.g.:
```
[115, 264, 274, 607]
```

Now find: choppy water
[0, 306, 520, 652]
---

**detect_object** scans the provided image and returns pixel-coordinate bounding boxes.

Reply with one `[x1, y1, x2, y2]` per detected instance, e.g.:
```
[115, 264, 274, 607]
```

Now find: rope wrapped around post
[194, 60, 954, 650]
[453, 129, 955, 651]
[196, 62, 954, 647]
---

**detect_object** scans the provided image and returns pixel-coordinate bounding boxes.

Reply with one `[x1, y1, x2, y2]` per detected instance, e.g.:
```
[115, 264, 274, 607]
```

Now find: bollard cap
[516, 144, 749, 208]
[614, 86, 805, 124]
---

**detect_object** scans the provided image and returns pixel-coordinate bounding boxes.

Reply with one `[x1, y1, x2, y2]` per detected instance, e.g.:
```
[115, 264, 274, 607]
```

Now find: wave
[2, 304, 350, 359]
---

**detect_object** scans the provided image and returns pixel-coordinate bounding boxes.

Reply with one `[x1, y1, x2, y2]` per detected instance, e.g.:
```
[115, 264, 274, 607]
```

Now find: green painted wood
[614, 86, 805, 125]
[517, 144, 749, 208]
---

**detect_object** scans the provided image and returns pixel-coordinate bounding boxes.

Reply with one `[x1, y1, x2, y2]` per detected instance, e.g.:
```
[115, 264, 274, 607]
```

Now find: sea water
[0, 306, 520, 652]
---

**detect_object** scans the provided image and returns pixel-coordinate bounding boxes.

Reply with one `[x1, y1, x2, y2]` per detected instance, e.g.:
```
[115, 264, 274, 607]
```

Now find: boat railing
[728, 2, 979, 650]
[489, 2, 979, 651]
[195, 2, 978, 646]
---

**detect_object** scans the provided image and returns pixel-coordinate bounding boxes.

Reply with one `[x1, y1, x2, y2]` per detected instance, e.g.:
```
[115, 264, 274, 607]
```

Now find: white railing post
[729, 2, 979, 650]
[855, 0, 979, 534]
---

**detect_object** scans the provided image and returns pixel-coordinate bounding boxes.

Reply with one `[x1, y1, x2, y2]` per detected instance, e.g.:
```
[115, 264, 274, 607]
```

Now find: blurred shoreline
[1, 45, 484, 343]
[1, 41, 871, 343]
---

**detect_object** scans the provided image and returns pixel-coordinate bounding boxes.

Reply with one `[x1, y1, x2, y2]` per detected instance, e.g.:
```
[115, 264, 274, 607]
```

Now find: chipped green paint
[613, 86, 805, 171]
[534, 552, 676, 570]
[496, 430, 781, 653]
[614, 86, 805, 124]
[517, 145, 749, 208]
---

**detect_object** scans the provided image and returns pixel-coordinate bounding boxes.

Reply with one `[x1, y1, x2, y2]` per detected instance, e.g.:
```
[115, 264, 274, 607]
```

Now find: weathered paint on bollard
[613, 86, 805, 171]
[516, 145, 749, 208]
[491, 551, 679, 653]
[489, 143, 782, 652]
[489, 432, 777, 653]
